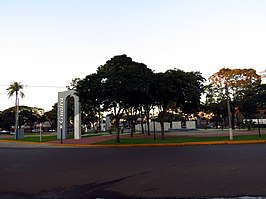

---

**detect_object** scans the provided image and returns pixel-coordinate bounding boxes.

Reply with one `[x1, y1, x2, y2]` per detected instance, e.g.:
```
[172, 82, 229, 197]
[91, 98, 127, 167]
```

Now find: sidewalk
[49, 134, 117, 145]
[1, 129, 265, 148]
[48, 132, 154, 145]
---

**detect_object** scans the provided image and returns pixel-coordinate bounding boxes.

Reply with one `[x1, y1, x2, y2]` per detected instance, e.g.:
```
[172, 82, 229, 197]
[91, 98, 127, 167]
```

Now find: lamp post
[153, 107, 156, 140]
[257, 116, 261, 138]
[39, 123, 42, 142]
[225, 84, 233, 140]
[60, 124, 63, 144]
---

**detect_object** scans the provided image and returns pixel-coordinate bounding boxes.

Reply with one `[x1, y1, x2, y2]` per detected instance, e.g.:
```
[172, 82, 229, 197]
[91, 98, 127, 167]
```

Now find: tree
[6, 81, 25, 139]
[76, 54, 156, 142]
[18, 106, 44, 132]
[154, 69, 205, 139]
[208, 68, 261, 99]
[0, 106, 45, 132]
[95, 55, 136, 142]
[179, 71, 206, 117]
[0, 109, 15, 132]
[76, 55, 204, 142]
[256, 84, 266, 110]
[207, 68, 261, 130]
[120, 62, 155, 136]
[43, 103, 57, 130]
[67, 78, 81, 90]
[76, 73, 104, 132]
[236, 83, 266, 130]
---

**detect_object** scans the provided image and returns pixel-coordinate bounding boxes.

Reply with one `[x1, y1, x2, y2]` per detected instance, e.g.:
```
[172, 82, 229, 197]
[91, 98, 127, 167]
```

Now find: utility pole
[225, 84, 233, 140]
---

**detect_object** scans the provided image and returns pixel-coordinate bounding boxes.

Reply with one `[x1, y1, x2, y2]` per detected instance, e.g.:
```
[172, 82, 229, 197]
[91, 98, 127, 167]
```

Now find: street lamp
[39, 123, 42, 142]
[225, 84, 233, 140]
[153, 107, 156, 140]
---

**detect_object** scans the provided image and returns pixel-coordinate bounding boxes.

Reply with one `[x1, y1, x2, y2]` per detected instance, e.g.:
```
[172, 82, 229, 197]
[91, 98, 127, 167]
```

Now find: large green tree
[76, 73, 104, 131]
[42, 103, 57, 130]
[154, 69, 205, 139]
[18, 106, 44, 132]
[0, 110, 15, 132]
[237, 84, 266, 120]
[94, 55, 140, 142]
[76, 55, 156, 142]
[0, 106, 44, 133]
[120, 62, 155, 136]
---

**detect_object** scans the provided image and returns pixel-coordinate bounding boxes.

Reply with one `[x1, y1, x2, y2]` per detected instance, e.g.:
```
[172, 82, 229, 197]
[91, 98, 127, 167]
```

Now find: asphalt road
[1, 144, 266, 198]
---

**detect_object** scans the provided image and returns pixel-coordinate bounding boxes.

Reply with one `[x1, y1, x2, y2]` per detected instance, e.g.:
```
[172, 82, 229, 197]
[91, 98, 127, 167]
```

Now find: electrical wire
[0, 85, 66, 88]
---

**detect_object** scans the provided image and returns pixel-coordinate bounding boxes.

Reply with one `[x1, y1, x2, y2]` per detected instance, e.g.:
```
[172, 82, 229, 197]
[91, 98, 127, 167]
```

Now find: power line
[0, 85, 66, 88]
[25, 85, 66, 88]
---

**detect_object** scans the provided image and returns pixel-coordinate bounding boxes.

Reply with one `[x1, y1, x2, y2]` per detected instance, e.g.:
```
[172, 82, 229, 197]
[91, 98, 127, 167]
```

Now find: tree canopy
[205, 67, 263, 129]
[75, 55, 205, 140]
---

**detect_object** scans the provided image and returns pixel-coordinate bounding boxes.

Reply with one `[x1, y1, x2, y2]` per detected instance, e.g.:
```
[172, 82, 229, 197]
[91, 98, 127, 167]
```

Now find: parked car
[0, 130, 9, 134]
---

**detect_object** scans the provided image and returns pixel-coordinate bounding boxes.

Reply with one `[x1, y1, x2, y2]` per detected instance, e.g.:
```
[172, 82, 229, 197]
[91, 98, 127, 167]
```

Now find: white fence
[135, 120, 197, 132]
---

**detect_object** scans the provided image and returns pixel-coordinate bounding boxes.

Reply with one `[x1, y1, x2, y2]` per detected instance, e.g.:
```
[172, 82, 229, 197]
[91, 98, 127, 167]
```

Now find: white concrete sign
[57, 90, 81, 140]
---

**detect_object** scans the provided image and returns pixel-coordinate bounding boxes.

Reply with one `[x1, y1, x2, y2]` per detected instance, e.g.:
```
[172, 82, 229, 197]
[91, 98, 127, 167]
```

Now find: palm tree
[6, 82, 25, 139]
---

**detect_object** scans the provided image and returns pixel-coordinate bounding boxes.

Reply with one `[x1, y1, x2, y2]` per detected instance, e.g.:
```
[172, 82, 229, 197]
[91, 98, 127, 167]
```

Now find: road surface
[1, 144, 266, 198]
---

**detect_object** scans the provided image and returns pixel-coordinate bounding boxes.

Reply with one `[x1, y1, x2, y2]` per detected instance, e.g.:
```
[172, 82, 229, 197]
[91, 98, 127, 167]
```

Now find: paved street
[1, 144, 266, 198]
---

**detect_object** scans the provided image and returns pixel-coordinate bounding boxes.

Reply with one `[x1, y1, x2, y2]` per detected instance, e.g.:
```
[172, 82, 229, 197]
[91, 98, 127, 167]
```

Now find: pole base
[229, 128, 233, 140]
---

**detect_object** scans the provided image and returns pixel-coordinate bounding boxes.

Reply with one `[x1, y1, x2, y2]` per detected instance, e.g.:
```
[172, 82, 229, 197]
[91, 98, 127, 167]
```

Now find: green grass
[0, 135, 57, 142]
[22, 135, 57, 142]
[0, 132, 111, 142]
[22, 133, 75, 142]
[81, 132, 112, 137]
[94, 134, 266, 145]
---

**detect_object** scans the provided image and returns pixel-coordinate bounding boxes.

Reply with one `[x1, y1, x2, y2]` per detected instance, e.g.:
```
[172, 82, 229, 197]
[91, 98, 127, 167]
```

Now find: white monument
[57, 90, 81, 140]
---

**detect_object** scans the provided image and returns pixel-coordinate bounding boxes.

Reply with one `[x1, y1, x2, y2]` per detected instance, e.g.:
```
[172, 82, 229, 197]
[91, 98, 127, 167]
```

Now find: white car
[0, 130, 9, 134]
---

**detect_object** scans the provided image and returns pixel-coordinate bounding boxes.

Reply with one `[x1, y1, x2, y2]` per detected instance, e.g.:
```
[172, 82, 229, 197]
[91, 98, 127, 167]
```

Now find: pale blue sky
[1, 0, 266, 111]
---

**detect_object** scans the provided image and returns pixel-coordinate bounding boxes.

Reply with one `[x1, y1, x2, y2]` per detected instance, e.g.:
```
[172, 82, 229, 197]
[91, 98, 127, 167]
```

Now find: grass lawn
[94, 134, 266, 145]
[22, 135, 57, 142]
[0, 134, 58, 142]
[0, 131, 111, 142]
[21, 133, 75, 142]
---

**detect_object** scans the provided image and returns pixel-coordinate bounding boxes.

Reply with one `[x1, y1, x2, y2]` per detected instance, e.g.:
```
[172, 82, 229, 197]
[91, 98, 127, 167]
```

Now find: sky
[1, 0, 266, 112]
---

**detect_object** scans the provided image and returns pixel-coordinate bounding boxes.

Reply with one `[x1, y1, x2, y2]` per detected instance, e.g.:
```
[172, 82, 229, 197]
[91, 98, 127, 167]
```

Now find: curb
[1, 139, 266, 148]
[52, 140, 266, 148]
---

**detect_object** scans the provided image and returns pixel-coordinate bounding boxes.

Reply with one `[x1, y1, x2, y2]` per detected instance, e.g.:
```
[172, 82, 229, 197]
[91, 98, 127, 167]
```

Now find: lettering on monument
[59, 98, 64, 124]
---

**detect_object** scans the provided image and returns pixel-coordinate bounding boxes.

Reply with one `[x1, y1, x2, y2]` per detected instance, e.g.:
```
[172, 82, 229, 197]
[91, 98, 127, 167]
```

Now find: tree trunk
[144, 107, 151, 136]
[159, 105, 167, 140]
[231, 110, 235, 130]
[130, 120, 134, 137]
[160, 120, 165, 140]
[115, 115, 120, 143]
[141, 116, 144, 134]
[147, 113, 150, 136]
[15, 92, 19, 140]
